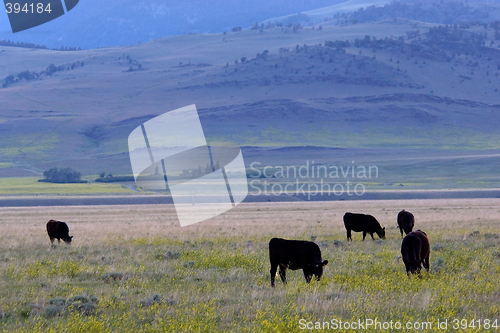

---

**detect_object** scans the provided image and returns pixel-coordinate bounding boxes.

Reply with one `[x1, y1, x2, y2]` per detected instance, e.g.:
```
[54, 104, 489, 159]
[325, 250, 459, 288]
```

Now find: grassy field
[0, 178, 139, 195]
[0, 199, 499, 332]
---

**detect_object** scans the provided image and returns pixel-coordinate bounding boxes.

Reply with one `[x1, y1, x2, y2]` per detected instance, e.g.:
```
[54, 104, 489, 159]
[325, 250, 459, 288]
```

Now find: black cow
[343, 212, 385, 241]
[397, 209, 415, 237]
[269, 238, 328, 287]
[401, 229, 430, 275]
[46, 220, 73, 245]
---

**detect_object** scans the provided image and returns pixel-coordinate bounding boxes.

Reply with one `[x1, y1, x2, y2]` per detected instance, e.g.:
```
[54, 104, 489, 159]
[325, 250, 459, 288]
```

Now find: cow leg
[57, 238, 61, 243]
[279, 265, 287, 284]
[303, 270, 312, 284]
[405, 264, 411, 276]
[49, 238, 55, 244]
[423, 256, 430, 272]
[362, 232, 367, 241]
[270, 264, 278, 287]
[346, 229, 352, 241]
[370, 232, 375, 240]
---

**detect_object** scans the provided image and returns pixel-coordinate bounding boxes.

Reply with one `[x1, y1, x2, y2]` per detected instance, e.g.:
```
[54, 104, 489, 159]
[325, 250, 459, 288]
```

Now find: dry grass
[0, 199, 499, 332]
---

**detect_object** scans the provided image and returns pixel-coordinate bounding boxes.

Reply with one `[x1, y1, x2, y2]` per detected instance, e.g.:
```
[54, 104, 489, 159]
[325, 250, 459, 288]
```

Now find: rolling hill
[0, 13, 499, 190]
[263, 0, 500, 27]
[0, 0, 344, 49]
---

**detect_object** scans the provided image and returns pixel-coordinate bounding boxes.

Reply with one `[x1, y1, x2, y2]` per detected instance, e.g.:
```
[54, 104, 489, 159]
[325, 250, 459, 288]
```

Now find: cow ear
[70, 236, 73, 239]
[322, 260, 328, 266]
[383, 227, 385, 231]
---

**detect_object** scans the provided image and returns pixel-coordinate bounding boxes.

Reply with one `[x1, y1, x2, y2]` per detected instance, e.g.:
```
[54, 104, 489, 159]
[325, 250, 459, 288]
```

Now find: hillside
[2, 0, 499, 49]
[0, 0, 344, 49]
[263, 0, 500, 27]
[0, 18, 499, 190]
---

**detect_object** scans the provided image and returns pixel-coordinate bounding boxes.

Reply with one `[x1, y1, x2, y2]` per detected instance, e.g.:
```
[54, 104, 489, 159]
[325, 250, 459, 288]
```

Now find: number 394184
[5, 3, 52, 14]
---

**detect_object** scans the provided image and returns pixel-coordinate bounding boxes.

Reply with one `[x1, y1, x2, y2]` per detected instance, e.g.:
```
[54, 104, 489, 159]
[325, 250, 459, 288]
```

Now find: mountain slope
[0, 0, 344, 49]
[263, 0, 500, 27]
[0, 19, 499, 178]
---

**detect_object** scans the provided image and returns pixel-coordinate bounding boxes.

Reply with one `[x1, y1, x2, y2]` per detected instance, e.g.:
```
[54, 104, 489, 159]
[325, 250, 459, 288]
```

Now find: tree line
[39, 167, 86, 183]
[2, 61, 84, 88]
[0, 39, 82, 51]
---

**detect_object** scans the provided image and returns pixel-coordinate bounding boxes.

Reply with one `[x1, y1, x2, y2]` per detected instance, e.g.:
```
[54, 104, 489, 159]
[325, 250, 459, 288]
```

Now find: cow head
[63, 236, 73, 244]
[311, 260, 328, 281]
[377, 227, 386, 239]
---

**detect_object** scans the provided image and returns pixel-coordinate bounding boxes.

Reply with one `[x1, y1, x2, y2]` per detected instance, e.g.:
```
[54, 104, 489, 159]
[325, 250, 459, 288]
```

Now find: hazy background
[1, 0, 500, 194]
[0, 0, 345, 49]
[1, 0, 500, 49]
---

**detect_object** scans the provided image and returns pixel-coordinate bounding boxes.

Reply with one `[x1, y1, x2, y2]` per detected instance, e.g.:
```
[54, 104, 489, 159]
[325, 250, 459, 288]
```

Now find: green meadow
[0, 178, 138, 195]
[209, 126, 500, 151]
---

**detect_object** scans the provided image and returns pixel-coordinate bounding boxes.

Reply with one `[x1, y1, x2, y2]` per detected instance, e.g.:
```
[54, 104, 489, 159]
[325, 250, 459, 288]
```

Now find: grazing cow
[401, 230, 430, 275]
[46, 220, 73, 245]
[269, 238, 328, 287]
[397, 210, 415, 237]
[343, 212, 386, 241]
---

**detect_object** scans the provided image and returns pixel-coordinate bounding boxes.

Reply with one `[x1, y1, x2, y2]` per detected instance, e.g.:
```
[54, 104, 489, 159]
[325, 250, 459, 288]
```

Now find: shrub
[17, 305, 32, 318]
[41, 167, 84, 183]
[433, 243, 445, 251]
[140, 294, 162, 307]
[101, 272, 124, 282]
[155, 250, 181, 260]
[49, 297, 66, 306]
[183, 261, 195, 268]
[44, 305, 64, 318]
[333, 240, 345, 247]
[0, 312, 11, 321]
[432, 257, 445, 273]
[95, 175, 134, 182]
[66, 296, 96, 316]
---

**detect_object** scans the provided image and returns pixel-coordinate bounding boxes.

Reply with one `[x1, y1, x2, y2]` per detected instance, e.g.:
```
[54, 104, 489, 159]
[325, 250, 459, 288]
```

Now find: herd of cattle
[45, 209, 430, 287]
[268, 209, 430, 286]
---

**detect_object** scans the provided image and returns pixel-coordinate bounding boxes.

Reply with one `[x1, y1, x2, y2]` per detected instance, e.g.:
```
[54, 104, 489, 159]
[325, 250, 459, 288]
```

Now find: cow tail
[407, 238, 420, 268]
